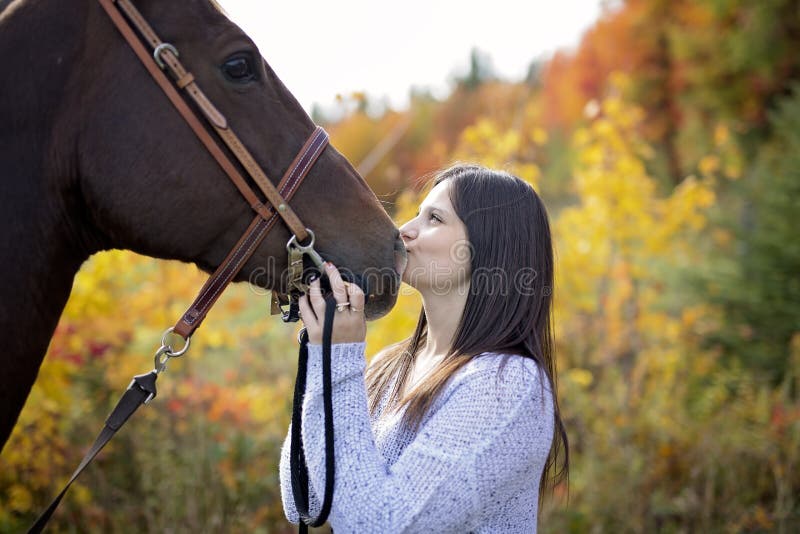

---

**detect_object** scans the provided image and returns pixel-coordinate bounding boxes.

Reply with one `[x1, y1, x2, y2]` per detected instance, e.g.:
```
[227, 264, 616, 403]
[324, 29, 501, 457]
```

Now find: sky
[219, 0, 604, 113]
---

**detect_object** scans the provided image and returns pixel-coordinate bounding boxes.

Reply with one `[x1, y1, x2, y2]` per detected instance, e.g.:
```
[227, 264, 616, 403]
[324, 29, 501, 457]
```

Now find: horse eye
[221, 55, 256, 83]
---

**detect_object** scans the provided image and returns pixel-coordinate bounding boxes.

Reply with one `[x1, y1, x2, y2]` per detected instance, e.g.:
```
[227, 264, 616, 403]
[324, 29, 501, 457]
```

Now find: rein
[29, 0, 337, 531]
[291, 300, 339, 533]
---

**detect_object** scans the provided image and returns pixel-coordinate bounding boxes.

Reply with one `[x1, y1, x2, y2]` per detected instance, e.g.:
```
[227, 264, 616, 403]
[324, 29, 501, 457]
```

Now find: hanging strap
[290, 293, 337, 532]
[27, 292, 340, 532]
[28, 372, 159, 534]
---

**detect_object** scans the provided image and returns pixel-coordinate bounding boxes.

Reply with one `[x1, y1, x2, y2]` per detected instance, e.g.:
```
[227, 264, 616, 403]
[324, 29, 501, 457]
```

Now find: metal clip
[286, 228, 325, 269]
[286, 246, 305, 294]
[153, 345, 173, 374]
[152, 327, 191, 374]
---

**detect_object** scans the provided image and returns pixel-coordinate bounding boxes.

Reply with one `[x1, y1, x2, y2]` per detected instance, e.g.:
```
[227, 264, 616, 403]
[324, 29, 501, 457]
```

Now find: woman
[279, 164, 569, 532]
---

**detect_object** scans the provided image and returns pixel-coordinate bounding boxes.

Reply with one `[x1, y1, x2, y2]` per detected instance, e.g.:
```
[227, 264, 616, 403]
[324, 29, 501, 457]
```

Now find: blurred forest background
[2, 0, 799, 532]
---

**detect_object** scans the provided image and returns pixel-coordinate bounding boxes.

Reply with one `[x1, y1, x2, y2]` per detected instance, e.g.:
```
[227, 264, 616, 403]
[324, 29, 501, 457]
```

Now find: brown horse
[0, 0, 405, 450]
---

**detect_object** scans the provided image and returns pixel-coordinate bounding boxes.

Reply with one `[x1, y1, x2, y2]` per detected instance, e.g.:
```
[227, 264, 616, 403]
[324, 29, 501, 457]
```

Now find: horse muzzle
[298, 235, 406, 320]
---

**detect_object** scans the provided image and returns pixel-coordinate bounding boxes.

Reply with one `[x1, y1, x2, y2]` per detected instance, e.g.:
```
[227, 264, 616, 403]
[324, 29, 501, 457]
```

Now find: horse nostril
[395, 234, 406, 251]
[394, 236, 407, 277]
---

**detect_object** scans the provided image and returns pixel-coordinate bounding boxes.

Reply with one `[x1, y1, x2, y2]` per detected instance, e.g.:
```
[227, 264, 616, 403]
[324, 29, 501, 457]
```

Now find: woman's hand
[298, 262, 366, 345]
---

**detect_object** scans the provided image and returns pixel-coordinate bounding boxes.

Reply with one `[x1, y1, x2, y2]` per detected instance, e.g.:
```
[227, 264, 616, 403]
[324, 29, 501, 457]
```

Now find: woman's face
[398, 180, 471, 295]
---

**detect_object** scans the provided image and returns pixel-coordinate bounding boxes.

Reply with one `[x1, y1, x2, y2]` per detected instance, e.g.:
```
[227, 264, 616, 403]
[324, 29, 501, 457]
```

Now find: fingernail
[308, 273, 318, 282]
[325, 261, 333, 269]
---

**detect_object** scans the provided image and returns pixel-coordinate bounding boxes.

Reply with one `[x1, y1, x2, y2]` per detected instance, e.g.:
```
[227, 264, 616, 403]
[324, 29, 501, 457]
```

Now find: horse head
[67, 0, 404, 319]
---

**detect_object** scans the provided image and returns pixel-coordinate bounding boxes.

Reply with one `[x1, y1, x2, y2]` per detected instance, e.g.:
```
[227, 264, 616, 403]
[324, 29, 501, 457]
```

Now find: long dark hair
[366, 163, 569, 506]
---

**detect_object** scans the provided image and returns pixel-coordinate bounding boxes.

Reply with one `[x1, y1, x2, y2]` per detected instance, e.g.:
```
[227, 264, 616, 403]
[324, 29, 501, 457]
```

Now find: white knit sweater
[279, 342, 555, 533]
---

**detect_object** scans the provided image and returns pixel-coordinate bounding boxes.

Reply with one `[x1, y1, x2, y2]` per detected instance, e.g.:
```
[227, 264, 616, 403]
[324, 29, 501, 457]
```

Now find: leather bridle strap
[97, 0, 314, 243]
[96, 0, 331, 338]
[28, 371, 159, 534]
[173, 127, 328, 338]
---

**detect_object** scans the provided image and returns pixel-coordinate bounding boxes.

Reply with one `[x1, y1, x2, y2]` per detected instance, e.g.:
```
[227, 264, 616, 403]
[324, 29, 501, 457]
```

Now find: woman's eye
[414, 210, 440, 223]
[221, 55, 257, 83]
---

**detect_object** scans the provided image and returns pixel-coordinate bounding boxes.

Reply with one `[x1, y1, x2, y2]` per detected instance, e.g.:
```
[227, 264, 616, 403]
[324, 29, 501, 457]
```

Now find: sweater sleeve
[279, 425, 321, 524]
[290, 342, 553, 532]
[277, 342, 369, 524]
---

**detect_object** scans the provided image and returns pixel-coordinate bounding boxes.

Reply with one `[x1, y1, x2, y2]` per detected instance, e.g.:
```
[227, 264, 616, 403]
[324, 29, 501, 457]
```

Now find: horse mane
[0, 0, 15, 15]
[0, 0, 228, 20]
[208, 0, 228, 17]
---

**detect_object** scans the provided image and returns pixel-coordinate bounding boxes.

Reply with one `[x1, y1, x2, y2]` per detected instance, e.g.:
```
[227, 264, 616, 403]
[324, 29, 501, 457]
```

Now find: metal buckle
[153, 42, 179, 69]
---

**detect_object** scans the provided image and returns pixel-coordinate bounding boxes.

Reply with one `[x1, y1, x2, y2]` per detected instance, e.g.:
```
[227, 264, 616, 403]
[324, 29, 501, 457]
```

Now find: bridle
[30, 0, 339, 531]
[99, 0, 329, 337]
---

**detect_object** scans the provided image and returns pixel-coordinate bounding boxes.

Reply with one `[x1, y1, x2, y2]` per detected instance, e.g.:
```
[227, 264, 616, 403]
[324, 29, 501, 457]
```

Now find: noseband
[30, 1, 339, 531]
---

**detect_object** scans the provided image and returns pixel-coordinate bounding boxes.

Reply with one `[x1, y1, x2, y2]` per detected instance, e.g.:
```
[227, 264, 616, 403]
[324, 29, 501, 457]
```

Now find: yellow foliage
[700, 122, 744, 180]
[714, 124, 730, 146]
[698, 154, 720, 176]
[566, 368, 594, 388]
[531, 127, 548, 146]
[366, 188, 424, 357]
[453, 118, 542, 188]
[2, 67, 785, 533]
[555, 73, 718, 369]
[7, 484, 32, 513]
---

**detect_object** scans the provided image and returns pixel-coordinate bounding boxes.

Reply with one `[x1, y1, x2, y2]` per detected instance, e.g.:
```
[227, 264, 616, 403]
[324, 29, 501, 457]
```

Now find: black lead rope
[28, 294, 338, 533]
[290, 293, 337, 533]
[28, 371, 159, 534]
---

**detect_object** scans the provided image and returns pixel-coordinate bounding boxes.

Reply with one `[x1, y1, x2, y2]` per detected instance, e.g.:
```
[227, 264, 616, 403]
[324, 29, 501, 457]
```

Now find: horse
[0, 0, 405, 451]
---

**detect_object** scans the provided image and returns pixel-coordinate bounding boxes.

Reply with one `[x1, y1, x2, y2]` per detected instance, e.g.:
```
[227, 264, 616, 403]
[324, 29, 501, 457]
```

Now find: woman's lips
[395, 249, 408, 278]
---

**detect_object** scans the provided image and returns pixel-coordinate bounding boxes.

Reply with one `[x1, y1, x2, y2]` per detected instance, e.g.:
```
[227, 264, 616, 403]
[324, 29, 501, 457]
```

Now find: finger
[307, 277, 326, 316]
[346, 282, 366, 314]
[324, 262, 349, 304]
[297, 291, 318, 325]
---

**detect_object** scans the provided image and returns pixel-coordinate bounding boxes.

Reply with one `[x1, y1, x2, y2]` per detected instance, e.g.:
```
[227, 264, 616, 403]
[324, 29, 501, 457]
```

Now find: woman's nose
[399, 220, 417, 241]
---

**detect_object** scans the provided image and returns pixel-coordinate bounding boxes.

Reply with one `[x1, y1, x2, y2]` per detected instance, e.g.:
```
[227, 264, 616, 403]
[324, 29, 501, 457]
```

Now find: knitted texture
[279, 342, 555, 533]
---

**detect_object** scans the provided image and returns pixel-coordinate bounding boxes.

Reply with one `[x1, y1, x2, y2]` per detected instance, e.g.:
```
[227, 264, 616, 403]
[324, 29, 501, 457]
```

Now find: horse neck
[0, 0, 97, 300]
[0, 192, 88, 448]
[0, 0, 97, 449]
[0, 218, 86, 450]
[0, 0, 90, 212]
[0, 0, 89, 128]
